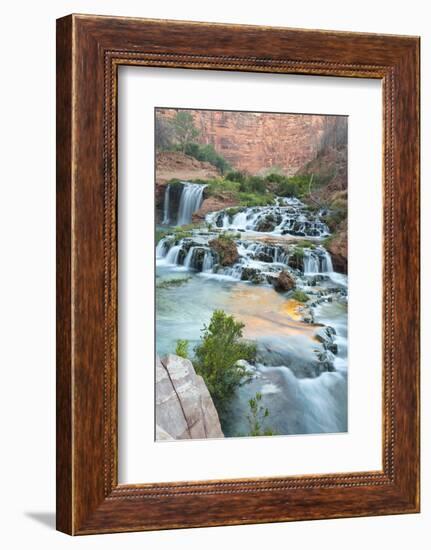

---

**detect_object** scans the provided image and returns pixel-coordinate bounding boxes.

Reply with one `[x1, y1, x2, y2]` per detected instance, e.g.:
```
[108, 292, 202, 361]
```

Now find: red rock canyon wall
[157, 109, 333, 175]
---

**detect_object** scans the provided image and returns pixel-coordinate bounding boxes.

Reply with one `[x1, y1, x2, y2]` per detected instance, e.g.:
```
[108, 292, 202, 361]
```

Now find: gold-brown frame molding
[56, 14, 420, 534]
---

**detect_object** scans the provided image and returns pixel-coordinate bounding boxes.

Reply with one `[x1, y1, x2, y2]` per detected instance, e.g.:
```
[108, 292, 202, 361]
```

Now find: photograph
[155, 107, 348, 440]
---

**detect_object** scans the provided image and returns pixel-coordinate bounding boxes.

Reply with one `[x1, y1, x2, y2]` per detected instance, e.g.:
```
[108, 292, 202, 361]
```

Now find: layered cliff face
[157, 109, 330, 175]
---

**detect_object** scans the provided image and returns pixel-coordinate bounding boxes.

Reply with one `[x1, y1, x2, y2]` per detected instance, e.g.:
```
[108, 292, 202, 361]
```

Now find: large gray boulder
[155, 354, 224, 440]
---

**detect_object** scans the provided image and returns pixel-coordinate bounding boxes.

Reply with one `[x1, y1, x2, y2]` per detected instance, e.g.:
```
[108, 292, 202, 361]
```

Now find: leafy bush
[165, 178, 183, 187]
[239, 176, 267, 194]
[175, 339, 189, 359]
[202, 178, 241, 196]
[265, 172, 287, 184]
[276, 175, 311, 198]
[182, 142, 232, 174]
[155, 115, 175, 151]
[194, 310, 256, 409]
[237, 192, 275, 207]
[225, 170, 247, 183]
[290, 246, 305, 260]
[323, 206, 347, 231]
[246, 392, 276, 436]
[172, 111, 199, 152]
[291, 290, 310, 303]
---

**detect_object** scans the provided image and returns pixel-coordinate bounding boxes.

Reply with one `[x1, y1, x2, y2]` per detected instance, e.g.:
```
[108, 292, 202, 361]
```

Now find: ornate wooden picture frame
[56, 14, 420, 534]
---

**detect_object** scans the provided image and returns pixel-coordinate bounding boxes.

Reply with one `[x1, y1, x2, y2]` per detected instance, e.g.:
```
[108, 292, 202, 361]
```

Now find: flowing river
[156, 182, 348, 437]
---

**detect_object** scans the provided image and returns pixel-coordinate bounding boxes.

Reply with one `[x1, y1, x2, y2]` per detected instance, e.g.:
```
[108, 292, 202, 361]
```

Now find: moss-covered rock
[209, 236, 239, 266]
[240, 267, 265, 284]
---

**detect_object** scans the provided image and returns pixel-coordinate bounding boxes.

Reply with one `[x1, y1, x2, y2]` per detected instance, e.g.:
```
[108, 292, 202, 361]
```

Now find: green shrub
[175, 339, 189, 359]
[172, 111, 199, 152]
[181, 142, 232, 174]
[246, 392, 276, 436]
[203, 178, 241, 196]
[265, 172, 287, 184]
[166, 178, 183, 186]
[291, 246, 305, 260]
[291, 290, 310, 303]
[239, 176, 267, 194]
[237, 192, 275, 207]
[323, 206, 347, 231]
[225, 170, 247, 183]
[194, 310, 256, 409]
[276, 175, 311, 198]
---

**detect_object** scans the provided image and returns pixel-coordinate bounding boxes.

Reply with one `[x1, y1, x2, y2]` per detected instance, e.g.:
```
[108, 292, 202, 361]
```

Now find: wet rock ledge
[155, 354, 224, 440]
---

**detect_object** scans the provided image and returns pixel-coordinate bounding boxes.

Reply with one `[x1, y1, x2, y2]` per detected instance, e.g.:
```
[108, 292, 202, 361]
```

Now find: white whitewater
[303, 248, 333, 274]
[162, 184, 171, 224]
[206, 197, 330, 237]
[176, 182, 207, 226]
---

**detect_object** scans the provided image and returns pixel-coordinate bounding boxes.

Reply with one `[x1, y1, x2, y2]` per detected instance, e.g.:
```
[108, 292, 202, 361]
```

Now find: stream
[156, 182, 348, 437]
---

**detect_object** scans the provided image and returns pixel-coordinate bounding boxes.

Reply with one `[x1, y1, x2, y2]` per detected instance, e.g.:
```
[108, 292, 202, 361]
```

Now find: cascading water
[156, 195, 347, 438]
[164, 245, 182, 265]
[176, 182, 207, 226]
[303, 248, 334, 274]
[206, 198, 330, 237]
[157, 234, 335, 279]
[162, 184, 171, 224]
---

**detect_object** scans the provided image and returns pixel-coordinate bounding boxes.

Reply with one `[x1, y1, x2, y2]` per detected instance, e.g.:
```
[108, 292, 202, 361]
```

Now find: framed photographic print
[56, 14, 420, 534]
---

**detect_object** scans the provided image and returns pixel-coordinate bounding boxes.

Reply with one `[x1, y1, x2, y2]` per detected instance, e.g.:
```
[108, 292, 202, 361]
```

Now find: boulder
[255, 213, 281, 233]
[315, 326, 338, 355]
[155, 354, 224, 440]
[241, 267, 265, 284]
[209, 237, 239, 266]
[272, 270, 296, 292]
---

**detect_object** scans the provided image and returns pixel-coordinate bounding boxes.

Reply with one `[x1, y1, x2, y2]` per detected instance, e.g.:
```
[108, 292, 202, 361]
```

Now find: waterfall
[182, 246, 215, 272]
[206, 198, 330, 237]
[177, 182, 207, 226]
[183, 247, 196, 270]
[303, 250, 320, 274]
[156, 237, 170, 258]
[303, 248, 334, 274]
[202, 250, 215, 272]
[165, 245, 182, 265]
[321, 250, 333, 273]
[162, 185, 171, 224]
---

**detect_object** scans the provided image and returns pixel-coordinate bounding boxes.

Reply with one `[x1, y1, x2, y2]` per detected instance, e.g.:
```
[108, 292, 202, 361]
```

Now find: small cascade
[183, 247, 198, 270]
[206, 198, 330, 237]
[165, 245, 182, 265]
[183, 246, 215, 272]
[162, 185, 171, 225]
[303, 247, 334, 274]
[321, 250, 333, 273]
[156, 237, 171, 258]
[303, 250, 320, 274]
[239, 241, 289, 265]
[177, 182, 207, 226]
[202, 250, 215, 272]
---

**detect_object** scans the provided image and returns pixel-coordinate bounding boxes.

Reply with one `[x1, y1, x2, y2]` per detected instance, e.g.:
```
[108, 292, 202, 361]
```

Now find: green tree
[194, 310, 256, 409]
[172, 111, 199, 152]
[175, 339, 189, 359]
[155, 114, 175, 151]
[246, 392, 276, 436]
